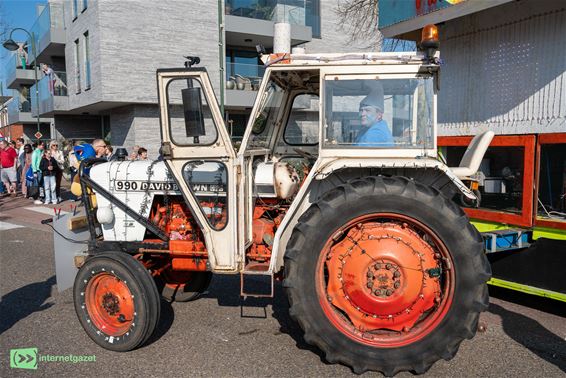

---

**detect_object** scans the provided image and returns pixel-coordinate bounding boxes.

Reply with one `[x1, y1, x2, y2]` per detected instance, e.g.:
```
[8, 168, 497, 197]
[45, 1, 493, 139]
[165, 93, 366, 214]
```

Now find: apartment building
[3, 0, 355, 154]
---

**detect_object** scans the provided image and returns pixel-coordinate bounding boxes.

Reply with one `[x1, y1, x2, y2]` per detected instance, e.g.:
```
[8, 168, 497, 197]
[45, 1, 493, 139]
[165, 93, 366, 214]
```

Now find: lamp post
[2, 28, 41, 141]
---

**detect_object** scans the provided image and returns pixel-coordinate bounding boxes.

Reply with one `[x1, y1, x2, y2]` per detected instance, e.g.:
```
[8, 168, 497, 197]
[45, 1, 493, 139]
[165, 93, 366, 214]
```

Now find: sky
[1, 0, 46, 95]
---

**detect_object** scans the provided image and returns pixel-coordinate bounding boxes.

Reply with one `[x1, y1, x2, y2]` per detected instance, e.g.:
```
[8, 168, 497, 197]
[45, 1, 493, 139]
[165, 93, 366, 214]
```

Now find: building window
[82, 0, 88, 11]
[74, 39, 81, 93]
[305, 0, 321, 38]
[73, 0, 79, 19]
[84, 31, 91, 89]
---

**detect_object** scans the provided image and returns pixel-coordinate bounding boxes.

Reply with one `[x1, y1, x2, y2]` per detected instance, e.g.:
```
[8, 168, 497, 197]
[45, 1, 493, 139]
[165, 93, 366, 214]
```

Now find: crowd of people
[0, 135, 150, 204]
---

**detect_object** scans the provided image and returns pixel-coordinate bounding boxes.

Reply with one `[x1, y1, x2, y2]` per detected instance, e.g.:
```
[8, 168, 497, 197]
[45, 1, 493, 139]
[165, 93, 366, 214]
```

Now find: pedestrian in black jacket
[39, 151, 59, 204]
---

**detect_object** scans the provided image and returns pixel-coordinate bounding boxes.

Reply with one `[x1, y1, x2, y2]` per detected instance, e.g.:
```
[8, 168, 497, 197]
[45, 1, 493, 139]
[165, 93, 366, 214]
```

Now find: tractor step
[482, 229, 531, 254]
[240, 262, 274, 298]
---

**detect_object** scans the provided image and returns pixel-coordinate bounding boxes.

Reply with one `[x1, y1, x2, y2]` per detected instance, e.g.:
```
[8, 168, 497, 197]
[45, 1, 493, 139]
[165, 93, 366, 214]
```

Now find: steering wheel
[293, 148, 316, 160]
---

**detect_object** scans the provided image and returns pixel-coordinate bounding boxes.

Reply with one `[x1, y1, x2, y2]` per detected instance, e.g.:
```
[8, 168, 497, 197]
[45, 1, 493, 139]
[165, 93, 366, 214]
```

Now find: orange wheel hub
[317, 214, 454, 347]
[85, 273, 135, 337]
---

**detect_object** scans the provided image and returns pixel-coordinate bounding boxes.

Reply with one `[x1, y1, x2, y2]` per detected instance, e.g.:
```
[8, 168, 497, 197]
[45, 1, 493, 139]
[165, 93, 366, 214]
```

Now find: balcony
[6, 92, 51, 125]
[225, 0, 316, 48]
[31, 71, 69, 117]
[28, 2, 66, 63]
[225, 63, 265, 108]
[6, 54, 38, 89]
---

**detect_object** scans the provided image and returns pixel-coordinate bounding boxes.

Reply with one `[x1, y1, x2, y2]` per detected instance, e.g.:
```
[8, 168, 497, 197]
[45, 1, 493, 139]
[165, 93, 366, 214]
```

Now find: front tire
[73, 252, 161, 352]
[284, 176, 490, 375]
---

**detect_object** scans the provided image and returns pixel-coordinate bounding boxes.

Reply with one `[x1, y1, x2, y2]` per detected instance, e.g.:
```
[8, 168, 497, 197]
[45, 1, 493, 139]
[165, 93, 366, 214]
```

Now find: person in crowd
[138, 147, 148, 160]
[105, 145, 116, 161]
[49, 140, 65, 202]
[130, 145, 140, 160]
[31, 141, 45, 204]
[91, 139, 108, 158]
[15, 138, 25, 192]
[0, 139, 19, 196]
[20, 144, 33, 198]
[40, 150, 59, 204]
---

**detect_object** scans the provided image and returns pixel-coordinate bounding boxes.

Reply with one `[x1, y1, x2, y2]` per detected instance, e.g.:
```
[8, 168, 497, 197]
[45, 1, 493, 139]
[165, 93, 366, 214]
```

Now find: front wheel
[284, 176, 490, 375]
[73, 252, 161, 352]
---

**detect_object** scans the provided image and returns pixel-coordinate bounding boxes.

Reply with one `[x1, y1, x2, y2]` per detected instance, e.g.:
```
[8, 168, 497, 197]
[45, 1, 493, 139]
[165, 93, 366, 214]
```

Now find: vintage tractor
[54, 26, 491, 375]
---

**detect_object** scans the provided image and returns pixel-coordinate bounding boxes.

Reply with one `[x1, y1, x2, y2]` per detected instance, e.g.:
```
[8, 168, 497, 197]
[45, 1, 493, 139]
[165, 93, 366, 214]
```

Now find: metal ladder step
[482, 229, 531, 254]
[240, 262, 274, 298]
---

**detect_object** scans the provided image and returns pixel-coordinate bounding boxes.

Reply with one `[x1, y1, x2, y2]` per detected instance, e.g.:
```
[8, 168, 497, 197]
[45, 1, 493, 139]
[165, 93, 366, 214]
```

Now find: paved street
[1, 194, 565, 377]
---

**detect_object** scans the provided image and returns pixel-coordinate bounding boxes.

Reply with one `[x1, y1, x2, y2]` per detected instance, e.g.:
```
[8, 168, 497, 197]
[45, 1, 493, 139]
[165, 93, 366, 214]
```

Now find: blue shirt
[355, 120, 394, 147]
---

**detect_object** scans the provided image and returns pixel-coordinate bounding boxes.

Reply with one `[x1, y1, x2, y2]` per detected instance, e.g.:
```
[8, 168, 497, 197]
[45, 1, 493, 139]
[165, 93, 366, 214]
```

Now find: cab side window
[284, 94, 319, 145]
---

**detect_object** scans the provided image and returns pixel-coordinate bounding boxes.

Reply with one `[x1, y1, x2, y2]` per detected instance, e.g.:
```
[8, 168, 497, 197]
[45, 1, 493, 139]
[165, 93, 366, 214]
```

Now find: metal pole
[218, 0, 225, 116]
[31, 31, 41, 142]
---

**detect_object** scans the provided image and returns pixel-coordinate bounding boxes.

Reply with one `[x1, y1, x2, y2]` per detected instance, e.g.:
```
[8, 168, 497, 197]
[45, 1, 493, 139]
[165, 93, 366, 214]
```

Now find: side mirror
[181, 87, 206, 142]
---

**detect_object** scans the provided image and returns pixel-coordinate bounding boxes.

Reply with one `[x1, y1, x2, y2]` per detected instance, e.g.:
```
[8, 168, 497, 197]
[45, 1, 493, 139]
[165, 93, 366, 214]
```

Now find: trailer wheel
[284, 176, 490, 375]
[74, 252, 161, 352]
[156, 270, 212, 302]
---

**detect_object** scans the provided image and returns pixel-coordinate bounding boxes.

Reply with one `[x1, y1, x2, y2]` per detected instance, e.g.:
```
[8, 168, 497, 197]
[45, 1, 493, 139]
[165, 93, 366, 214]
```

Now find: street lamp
[2, 28, 41, 141]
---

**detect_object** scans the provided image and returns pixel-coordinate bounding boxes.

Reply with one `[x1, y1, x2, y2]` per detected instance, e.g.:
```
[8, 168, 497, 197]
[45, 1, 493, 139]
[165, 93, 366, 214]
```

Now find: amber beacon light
[421, 24, 439, 60]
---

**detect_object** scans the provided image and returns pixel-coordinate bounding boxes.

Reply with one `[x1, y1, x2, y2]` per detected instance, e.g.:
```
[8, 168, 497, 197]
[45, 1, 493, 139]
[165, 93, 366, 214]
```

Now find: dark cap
[359, 85, 384, 113]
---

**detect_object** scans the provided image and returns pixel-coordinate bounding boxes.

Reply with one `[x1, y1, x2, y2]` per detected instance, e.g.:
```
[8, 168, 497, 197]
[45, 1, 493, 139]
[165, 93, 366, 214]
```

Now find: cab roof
[264, 51, 438, 67]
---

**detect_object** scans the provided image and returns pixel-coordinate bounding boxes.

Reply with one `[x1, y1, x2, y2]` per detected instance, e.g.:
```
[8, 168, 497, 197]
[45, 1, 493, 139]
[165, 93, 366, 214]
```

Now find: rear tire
[73, 252, 161, 351]
[284, 176, 490, 375]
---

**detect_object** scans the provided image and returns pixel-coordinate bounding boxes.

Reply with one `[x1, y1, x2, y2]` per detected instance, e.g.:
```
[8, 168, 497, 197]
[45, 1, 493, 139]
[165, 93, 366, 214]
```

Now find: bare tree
[335, 0, 415, 52]
[336, 0, 382, 50]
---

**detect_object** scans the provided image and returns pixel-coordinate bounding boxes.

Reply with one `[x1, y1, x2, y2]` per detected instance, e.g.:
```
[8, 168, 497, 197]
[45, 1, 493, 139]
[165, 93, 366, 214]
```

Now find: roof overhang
[380, 0, 514, 39]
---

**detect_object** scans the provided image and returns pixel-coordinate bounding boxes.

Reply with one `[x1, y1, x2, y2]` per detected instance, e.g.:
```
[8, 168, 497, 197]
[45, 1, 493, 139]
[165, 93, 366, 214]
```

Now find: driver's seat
[450, 131, 495, 179]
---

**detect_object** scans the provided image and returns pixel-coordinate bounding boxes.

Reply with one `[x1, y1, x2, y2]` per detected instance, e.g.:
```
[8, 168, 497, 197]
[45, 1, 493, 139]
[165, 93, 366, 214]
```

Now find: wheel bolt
[374, 289, 380, 296]
[386, 290, 393, 296]
[394, 281, 400, 289]
[386, 263, 392, 270]
[366, 271, 373, 278]
[374, 263, 380, 270]
[327, 295, 332, 302]
[403, 326, 410, 332]
[393, 271, 400, 278]
[367, 281, 373, 288]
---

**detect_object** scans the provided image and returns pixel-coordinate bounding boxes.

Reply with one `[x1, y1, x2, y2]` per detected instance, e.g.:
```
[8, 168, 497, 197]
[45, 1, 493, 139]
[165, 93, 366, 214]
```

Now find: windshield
[324, 76, 434, 149]
[248, 78, 285, 149]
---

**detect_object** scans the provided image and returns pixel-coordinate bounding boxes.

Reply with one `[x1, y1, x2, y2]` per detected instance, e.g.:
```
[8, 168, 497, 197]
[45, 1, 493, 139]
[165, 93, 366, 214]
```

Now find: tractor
[53, 25, 491, 375]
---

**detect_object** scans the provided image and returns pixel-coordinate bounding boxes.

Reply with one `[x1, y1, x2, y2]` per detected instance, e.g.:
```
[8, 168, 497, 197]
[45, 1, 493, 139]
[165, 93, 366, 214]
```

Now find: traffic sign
[34, 131, 43, 139]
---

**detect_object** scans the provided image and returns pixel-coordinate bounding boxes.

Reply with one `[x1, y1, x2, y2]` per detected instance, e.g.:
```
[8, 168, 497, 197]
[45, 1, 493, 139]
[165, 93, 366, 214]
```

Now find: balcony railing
[28, 2, 65, 59]
[7, 94, 31, 115]
[31, 70, 68, 115]
[225, 63, 265, 90]
[225, 0, 309, 26]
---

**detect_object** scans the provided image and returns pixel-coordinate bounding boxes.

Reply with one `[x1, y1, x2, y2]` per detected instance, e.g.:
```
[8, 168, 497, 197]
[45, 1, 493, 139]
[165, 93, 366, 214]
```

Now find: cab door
[157, 68, 238, 271]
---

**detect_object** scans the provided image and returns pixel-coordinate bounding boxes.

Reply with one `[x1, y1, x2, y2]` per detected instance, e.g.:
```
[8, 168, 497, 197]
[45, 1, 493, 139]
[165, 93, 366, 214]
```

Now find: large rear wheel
[74, 252, 161, 351]
[284, 176, 490, 375]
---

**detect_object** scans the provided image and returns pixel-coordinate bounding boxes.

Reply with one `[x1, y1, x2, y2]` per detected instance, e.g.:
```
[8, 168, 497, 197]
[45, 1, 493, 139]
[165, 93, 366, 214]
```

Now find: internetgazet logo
[10, 347, 96, 369]
[10, 348, 38, 370]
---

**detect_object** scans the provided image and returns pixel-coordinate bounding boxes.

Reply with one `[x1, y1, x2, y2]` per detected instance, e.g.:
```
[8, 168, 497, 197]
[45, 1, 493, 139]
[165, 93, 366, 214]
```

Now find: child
[39, 150, 59, 204]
